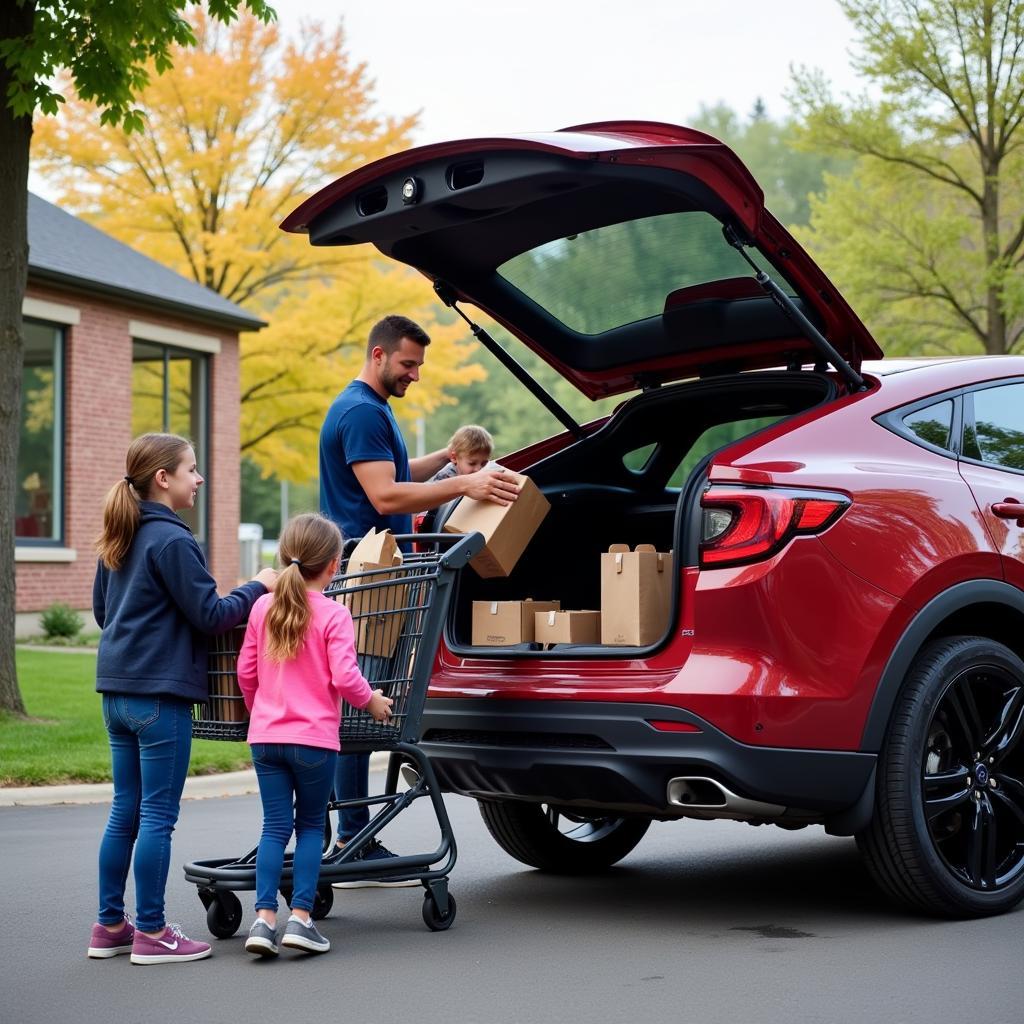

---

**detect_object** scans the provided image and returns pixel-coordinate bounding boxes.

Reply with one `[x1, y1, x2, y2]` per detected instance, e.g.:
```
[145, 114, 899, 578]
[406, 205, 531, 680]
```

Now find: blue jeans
[98, 694, 192, 932]
[251, 743, 338, 913]
[334, 653, 386, 842]
[334, 750, 371, 842]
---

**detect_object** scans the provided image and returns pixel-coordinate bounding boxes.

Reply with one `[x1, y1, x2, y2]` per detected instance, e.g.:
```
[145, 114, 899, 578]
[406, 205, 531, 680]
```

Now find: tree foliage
[32, 12, 484, 480]
[692, 101, 851, 227]
[239, 265, 483, 480]
[790, 1, 1024, 355]
[0, 0, 275, 716]
[3, 0, 274, 129]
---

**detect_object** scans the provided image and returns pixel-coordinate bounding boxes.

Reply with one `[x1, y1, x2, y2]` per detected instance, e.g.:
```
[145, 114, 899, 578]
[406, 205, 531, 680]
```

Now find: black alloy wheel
[857, 636, 1024, 917]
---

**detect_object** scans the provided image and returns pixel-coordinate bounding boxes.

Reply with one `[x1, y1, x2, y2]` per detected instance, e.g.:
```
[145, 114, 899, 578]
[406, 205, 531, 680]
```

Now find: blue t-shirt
[319, 380, 412, 542]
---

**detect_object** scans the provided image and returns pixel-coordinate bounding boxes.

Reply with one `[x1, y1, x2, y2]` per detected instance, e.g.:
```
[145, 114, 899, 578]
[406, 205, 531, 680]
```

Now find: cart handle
[342, 531, 485, 571]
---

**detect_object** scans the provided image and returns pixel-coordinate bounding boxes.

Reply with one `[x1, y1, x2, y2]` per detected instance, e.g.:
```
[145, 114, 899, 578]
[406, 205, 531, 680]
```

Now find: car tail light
[699, 487, 849, 568]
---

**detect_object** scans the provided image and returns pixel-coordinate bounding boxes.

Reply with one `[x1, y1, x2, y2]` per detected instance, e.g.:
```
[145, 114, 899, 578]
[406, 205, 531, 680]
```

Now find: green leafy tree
[692, 101, 852, 227]
[0, 0, 275, 716]
[790, 0, 1024, 355]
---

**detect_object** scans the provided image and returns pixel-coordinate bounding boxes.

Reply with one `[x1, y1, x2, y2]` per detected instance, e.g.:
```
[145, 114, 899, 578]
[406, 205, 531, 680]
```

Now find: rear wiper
[434, 280, 584, 440]
[723, 225, 866, 392]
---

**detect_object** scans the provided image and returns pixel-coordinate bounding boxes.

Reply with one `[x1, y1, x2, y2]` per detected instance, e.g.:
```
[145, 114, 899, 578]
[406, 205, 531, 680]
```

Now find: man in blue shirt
[320, 314, 518, 884]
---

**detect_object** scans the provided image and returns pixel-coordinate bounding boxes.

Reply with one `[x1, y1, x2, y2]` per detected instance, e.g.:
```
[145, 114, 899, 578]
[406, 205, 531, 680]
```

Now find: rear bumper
[419, 698, 875, 822]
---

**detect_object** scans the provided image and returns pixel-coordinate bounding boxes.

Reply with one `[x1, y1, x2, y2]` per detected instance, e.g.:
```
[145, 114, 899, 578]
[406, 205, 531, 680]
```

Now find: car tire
[857, 635, 1024, 918]
[477, 799, 651, 873]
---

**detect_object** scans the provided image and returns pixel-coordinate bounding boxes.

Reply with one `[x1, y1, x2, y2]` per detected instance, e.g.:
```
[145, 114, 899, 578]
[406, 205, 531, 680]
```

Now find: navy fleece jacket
[93, 501, 266, 702]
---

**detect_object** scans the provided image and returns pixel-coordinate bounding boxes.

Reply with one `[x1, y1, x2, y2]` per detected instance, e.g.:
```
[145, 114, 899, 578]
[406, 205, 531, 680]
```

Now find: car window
[970, 383, 1024, 470]
[668, 416, 784, 488]
[903, 400, 954, 450]
[497, 211, 798, 336]
[622, 443, 658, 473]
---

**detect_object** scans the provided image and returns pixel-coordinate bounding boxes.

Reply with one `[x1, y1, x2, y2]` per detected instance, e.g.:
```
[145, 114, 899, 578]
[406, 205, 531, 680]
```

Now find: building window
[17, 320, 64, 542]
[131, 340, 209, 540]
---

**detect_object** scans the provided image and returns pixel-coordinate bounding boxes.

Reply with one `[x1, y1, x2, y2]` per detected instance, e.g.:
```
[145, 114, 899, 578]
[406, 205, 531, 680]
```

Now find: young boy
[429, 425, 495, 482]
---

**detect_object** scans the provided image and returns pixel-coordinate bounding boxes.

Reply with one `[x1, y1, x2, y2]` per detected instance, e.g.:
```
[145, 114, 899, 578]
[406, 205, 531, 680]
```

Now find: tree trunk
[0, 0, 35, 716]
[981, 177, 1007, 356]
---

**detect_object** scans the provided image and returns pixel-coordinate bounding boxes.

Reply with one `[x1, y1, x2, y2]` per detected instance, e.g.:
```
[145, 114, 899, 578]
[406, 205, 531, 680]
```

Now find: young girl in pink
[236, 513, 391, 956]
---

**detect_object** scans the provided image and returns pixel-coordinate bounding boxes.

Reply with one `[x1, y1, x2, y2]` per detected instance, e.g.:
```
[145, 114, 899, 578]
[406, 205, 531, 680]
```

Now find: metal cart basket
[182, 531, 483, 937]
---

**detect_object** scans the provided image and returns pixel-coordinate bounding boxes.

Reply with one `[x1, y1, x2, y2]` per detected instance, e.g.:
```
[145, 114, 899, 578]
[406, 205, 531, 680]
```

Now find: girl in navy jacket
[87, 433, 277, 966]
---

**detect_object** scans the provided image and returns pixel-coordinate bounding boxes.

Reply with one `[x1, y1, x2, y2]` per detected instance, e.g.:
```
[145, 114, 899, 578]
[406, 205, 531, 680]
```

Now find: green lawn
[2, 650, 251, 786]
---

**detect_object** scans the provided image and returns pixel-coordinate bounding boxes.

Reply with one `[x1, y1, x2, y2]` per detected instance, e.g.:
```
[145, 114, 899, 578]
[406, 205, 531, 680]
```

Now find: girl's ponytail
[96, 432, 191, 570]
[264, 513, 342, 661]
[96, 478, 141, 570]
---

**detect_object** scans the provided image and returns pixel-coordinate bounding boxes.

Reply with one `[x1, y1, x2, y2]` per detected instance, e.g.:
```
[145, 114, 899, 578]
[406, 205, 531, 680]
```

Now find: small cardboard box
[472, 599, 560, 646]
[534, 609, 601, 647]
[338, 529, 407, 658]
[444, 471, 550, 578]
[600, 544, 673, 646]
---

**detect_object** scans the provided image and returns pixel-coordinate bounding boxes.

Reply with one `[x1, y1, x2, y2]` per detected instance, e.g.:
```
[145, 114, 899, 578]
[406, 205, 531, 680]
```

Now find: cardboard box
[472, 599, 560, 646]
[600, 544, 673, 646]
[534, 609, 601, 647]
[444, 471, 550, 578]
[338, 528, 408, 658]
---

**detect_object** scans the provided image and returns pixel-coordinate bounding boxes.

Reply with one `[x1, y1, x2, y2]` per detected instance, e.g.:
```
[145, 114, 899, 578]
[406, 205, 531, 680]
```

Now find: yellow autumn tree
[240, 263, 483, 480]
[31, 11, 484, 478]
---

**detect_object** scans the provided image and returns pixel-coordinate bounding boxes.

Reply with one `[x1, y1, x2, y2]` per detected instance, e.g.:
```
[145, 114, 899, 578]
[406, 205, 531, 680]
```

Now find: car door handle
[991, 499, 1024, 526]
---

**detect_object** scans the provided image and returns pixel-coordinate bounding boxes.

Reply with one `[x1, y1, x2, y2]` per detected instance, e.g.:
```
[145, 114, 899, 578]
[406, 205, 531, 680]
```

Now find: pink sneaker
[87, 918, 135, 958]
[130, 923, 211, 965]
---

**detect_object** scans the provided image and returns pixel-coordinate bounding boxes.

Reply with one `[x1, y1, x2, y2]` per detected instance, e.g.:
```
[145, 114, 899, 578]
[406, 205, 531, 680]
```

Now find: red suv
[284, 122, 1024, 918]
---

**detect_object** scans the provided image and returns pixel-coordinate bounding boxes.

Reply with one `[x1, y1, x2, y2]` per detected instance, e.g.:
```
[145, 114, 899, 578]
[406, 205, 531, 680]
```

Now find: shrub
[40, 603, 84, 640]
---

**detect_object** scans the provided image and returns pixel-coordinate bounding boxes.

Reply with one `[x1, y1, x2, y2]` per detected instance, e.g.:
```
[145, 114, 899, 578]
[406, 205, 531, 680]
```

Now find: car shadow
[462, 830, 912, 933]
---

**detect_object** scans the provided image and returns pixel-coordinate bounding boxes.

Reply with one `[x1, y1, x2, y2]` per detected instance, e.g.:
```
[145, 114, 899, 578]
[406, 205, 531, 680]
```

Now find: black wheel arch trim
[860, 579, 1024, 752]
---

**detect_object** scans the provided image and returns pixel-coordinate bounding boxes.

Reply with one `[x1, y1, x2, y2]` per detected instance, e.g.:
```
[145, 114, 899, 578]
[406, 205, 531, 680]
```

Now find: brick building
[15, 194, 264, 633]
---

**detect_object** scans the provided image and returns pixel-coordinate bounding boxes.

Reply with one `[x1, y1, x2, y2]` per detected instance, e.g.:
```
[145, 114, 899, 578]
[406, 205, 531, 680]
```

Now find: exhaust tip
[666, 776, 787, 817]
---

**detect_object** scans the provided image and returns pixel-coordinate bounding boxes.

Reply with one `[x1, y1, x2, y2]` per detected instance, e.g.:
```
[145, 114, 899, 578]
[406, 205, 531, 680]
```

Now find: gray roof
[27, 193, 265, 332]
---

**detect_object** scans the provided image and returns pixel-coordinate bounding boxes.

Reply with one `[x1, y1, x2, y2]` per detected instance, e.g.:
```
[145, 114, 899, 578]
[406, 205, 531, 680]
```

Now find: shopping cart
[182, 531, 483, 938]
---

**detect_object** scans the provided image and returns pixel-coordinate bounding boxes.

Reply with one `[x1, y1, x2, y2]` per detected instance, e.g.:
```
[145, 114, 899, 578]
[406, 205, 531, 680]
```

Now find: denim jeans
[251, 743, 338, 913]
[333, 750, 371, 842]
[98, 694, 193, 932]
[334, 653, 387, 842]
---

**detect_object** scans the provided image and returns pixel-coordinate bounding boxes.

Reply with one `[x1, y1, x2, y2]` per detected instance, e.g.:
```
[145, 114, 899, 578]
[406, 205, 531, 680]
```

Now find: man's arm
[409, 448, 451, 482]
[352, 460, 520, 516]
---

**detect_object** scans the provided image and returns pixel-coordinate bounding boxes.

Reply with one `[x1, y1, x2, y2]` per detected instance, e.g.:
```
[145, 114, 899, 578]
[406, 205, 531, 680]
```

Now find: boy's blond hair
[448, 424, 493, 457]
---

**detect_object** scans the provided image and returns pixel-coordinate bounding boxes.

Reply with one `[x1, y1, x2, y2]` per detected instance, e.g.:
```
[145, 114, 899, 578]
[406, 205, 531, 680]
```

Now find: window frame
[130, 339, 211, 544]
[875, 388, 965, 460]
[16, 317, 66, 548]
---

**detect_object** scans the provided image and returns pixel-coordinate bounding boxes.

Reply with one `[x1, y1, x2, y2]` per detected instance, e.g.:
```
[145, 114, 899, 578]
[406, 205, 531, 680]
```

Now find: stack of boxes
[470, 543, 673, 649]
[440, 467, 674, 649]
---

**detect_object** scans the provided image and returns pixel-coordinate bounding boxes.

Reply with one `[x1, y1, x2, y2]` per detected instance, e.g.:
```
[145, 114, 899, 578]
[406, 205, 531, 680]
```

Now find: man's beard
[380, 364, 408, 398]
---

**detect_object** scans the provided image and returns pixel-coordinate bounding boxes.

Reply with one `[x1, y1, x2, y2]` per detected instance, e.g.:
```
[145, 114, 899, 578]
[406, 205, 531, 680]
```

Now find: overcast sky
[283, 0, 867, 144]
[29, 1, 867, 198]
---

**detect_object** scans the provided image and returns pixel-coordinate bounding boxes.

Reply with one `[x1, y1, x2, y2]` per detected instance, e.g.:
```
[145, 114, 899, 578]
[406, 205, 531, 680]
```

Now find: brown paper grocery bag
[207, 624, 248, 723]
[339, 529, 407, 658]
[600, 543, 673, 646]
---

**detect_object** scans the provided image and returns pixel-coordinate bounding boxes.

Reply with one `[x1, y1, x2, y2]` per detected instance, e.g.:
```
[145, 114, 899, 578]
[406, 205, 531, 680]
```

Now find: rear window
[903, 400, 954, 450]
[497, 210, 797, 336]
[668, 416, 784, 487]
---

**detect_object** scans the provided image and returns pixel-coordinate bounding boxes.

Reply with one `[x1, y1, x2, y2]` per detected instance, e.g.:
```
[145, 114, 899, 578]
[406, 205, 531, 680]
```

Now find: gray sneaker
[281, 915, 330, 954]
[244, 918, 279, 958]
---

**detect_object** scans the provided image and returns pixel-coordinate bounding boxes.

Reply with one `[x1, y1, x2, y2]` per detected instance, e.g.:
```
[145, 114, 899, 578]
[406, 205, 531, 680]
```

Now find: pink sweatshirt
[236, 591, 373, 751]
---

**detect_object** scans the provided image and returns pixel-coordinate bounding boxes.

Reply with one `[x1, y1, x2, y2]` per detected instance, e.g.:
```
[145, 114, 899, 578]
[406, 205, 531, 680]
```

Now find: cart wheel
[312, 885, 334, 921]
[422, 892, 457, 932]
[206, 892, 243, 939]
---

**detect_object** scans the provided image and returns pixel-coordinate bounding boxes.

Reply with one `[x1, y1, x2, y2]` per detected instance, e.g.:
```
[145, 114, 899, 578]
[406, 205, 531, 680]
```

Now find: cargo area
[440, 371, 837, 656]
